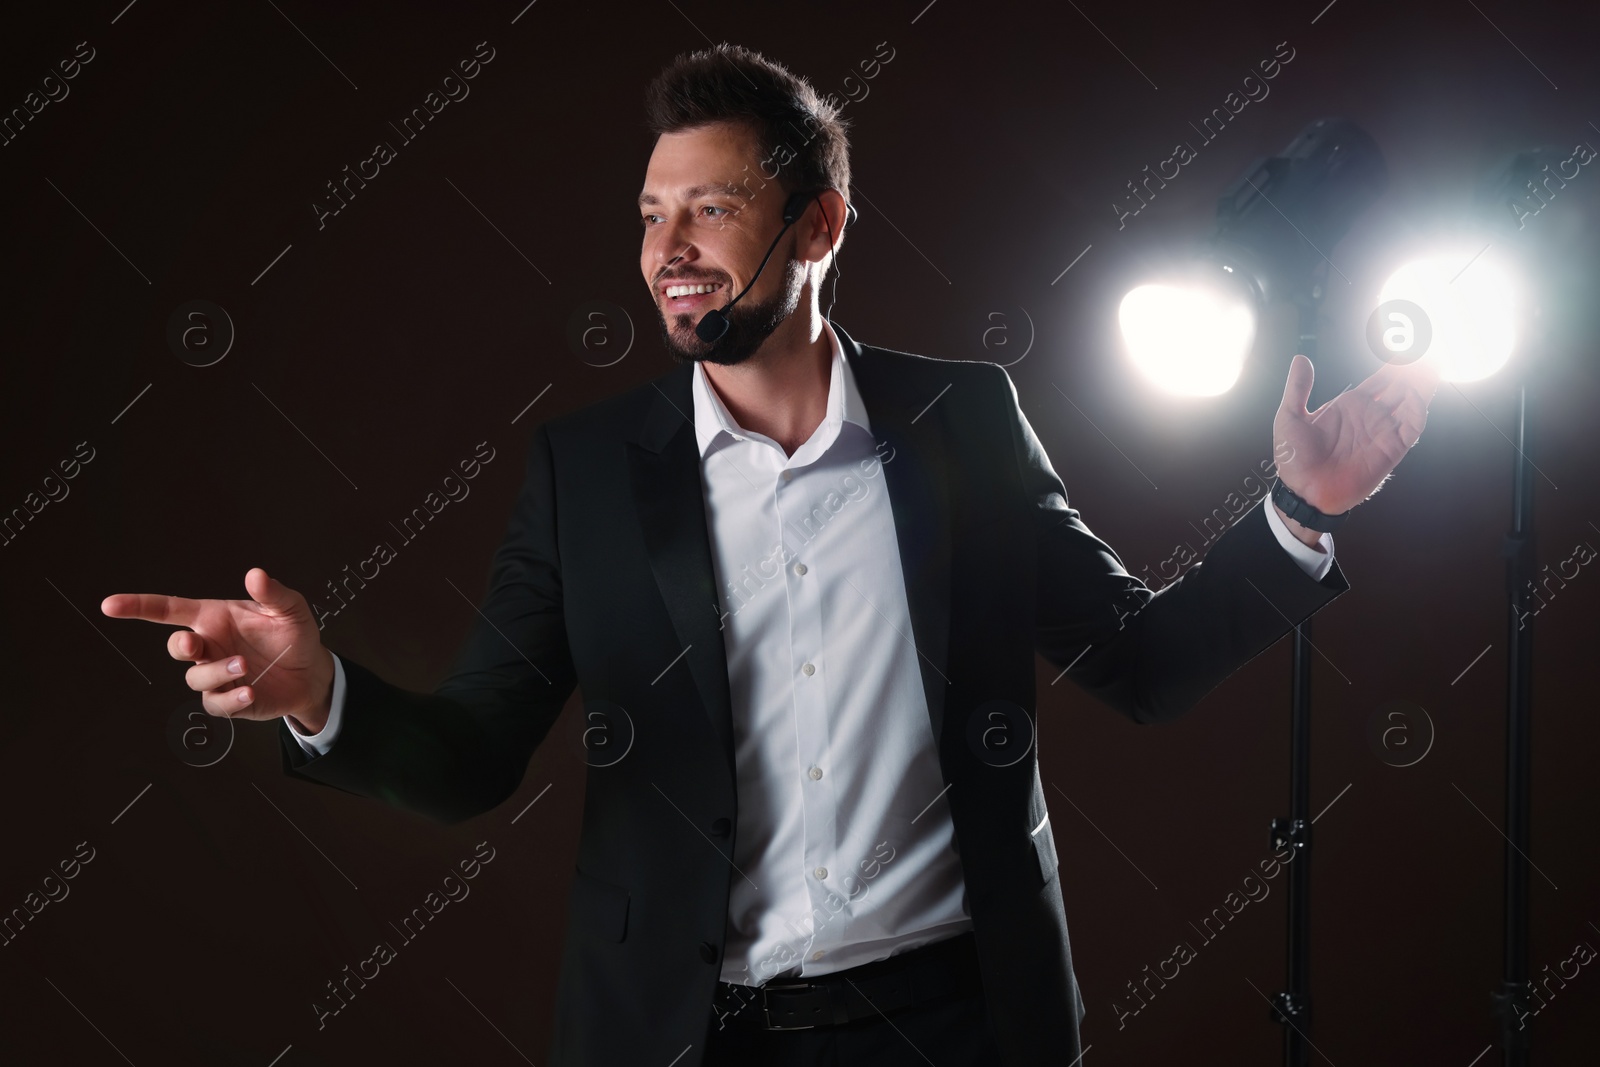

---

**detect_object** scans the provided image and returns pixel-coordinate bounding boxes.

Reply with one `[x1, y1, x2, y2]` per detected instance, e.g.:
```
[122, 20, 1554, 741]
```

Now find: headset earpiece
[782, 191, 812, 224]
[782, 190, 857, 229]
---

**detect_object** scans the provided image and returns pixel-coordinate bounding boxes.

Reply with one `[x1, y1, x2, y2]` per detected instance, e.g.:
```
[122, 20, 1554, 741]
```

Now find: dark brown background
[2, 0, 1597, 1064]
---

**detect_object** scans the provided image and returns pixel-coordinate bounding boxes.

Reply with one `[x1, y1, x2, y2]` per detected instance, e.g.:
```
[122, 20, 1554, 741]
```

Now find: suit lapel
[835, 323, 955, 744]
[626, 323, 955, 782]
[627, 365, 739, 779]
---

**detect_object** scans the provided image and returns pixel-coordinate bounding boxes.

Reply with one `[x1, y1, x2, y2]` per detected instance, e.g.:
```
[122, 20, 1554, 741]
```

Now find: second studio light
[1373, 251, 1519, 382]
[1367, 146, 1559, 387]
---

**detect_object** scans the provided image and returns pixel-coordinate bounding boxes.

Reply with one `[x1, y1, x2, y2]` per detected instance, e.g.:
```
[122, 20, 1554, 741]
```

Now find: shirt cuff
[285, 652, 346, 757]
[1263, 497, 1335, 582]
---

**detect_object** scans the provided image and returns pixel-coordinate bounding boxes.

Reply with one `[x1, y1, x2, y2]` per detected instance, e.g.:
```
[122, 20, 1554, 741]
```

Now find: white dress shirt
[289, 322, 1334, 986]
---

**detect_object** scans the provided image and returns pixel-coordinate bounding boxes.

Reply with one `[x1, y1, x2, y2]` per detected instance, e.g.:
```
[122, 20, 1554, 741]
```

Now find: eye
[701, 205, 730, 219]
[641, 213, 662, 228]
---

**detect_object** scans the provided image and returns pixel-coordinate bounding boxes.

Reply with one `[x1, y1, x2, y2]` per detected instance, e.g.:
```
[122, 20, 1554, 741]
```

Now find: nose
[651, 216, 697, 273]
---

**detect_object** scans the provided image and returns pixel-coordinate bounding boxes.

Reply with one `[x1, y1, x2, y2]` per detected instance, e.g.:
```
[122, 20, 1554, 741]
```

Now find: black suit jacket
[281, 321, 1348, 1065]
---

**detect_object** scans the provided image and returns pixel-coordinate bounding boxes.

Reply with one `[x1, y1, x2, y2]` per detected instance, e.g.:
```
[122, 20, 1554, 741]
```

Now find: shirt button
[793, 562, 807, 576]
[808, 766, 823, 781]
[802, 662, 815, 676]
[814, 867, 828, 880]
[782, 470, 793, 481]
[812, 950, 826, 960]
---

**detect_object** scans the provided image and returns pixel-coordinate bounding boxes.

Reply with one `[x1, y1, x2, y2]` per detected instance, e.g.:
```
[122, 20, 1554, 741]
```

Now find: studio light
[1375, 251, 1519, 382]
[1118, 277, 1255, 396]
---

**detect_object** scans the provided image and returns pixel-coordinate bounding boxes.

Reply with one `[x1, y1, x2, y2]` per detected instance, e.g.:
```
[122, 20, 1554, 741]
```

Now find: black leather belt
[711, 932, 981, 1031]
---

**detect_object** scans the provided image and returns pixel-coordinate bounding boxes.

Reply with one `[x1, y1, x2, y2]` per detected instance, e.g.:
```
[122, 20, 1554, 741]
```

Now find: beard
[656, 256, 805, 367]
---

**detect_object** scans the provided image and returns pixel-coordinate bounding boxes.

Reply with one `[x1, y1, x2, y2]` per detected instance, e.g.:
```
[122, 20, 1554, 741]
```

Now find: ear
[799, 188, 849, 265]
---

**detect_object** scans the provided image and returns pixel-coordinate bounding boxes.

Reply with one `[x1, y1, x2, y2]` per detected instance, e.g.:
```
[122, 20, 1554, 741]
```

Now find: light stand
[1181, 118, 1386, 1067]
[1470, 146, 1557, 1067]
[1496, 381, 1535, 1066]
[1269, 295, 1325, 1067]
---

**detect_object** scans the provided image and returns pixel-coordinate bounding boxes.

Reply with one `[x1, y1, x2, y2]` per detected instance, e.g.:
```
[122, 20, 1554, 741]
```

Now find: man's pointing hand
[101, 567, 334, 734]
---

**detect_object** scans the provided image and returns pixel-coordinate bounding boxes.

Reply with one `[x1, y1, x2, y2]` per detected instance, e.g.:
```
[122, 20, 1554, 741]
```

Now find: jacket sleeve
[992, 364, 1349, 724]
[278, 423, 579, 822]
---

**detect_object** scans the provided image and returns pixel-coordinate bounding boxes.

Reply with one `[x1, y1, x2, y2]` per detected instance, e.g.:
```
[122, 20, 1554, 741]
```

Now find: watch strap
[1270, 477, 1350, 533]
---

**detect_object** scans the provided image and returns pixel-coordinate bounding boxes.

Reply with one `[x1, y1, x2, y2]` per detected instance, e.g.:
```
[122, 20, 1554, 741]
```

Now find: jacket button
[699, 941, 719, 964]
[711, 818, 731, 837]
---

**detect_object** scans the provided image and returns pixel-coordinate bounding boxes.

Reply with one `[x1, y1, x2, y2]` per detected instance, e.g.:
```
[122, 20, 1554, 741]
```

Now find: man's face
[638, 122, 805, 366]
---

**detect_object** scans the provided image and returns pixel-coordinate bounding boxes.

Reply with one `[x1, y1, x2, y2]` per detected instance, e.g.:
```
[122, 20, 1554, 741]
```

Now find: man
[102, 43, 1437, 1067]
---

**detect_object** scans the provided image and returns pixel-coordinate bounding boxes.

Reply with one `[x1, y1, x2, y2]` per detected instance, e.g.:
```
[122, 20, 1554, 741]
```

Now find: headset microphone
[693, 190, 857, 344]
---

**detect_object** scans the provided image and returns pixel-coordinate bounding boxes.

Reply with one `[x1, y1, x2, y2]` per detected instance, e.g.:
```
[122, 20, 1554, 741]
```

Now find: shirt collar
[691, 319, 870, 458]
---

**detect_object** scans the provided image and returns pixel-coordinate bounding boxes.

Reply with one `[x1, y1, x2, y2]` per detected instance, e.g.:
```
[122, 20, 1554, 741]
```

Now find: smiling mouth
[661, 282, 725, 309]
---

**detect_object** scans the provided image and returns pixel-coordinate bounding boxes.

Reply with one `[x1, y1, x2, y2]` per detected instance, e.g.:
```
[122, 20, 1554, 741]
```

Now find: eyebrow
[637, 182, 746, 207]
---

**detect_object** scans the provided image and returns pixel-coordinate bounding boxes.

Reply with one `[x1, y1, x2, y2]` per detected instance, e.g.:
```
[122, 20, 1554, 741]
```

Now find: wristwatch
[1270, 478, 1350, 533]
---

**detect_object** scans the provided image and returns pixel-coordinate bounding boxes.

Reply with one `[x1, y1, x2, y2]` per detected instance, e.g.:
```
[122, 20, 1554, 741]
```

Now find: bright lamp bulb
[1118, 283, 1255, 397]
[1377, 253, 1517, 382]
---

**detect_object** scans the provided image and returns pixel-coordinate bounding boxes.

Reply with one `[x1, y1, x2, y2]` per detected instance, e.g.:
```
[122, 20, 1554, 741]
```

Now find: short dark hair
[644, 43, 851, 212]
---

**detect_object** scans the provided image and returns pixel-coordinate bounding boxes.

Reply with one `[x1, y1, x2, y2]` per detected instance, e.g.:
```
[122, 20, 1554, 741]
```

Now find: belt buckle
[761, 978, 820, 1031]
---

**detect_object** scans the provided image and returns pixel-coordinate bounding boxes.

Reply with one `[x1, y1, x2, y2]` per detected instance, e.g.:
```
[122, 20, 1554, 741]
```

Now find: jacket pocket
[570, 865, 630, 943]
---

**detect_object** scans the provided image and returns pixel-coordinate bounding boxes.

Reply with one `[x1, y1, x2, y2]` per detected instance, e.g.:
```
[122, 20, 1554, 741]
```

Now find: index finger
[100, 593, 203, 626]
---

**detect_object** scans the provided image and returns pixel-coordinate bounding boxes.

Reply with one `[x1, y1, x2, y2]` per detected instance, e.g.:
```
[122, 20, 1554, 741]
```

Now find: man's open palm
[101, 567, 333, 728]
[1272, 353, 1441, 517]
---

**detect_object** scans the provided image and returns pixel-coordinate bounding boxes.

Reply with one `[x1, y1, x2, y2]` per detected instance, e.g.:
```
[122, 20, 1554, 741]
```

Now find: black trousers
[703, 963, 1001, 1066]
